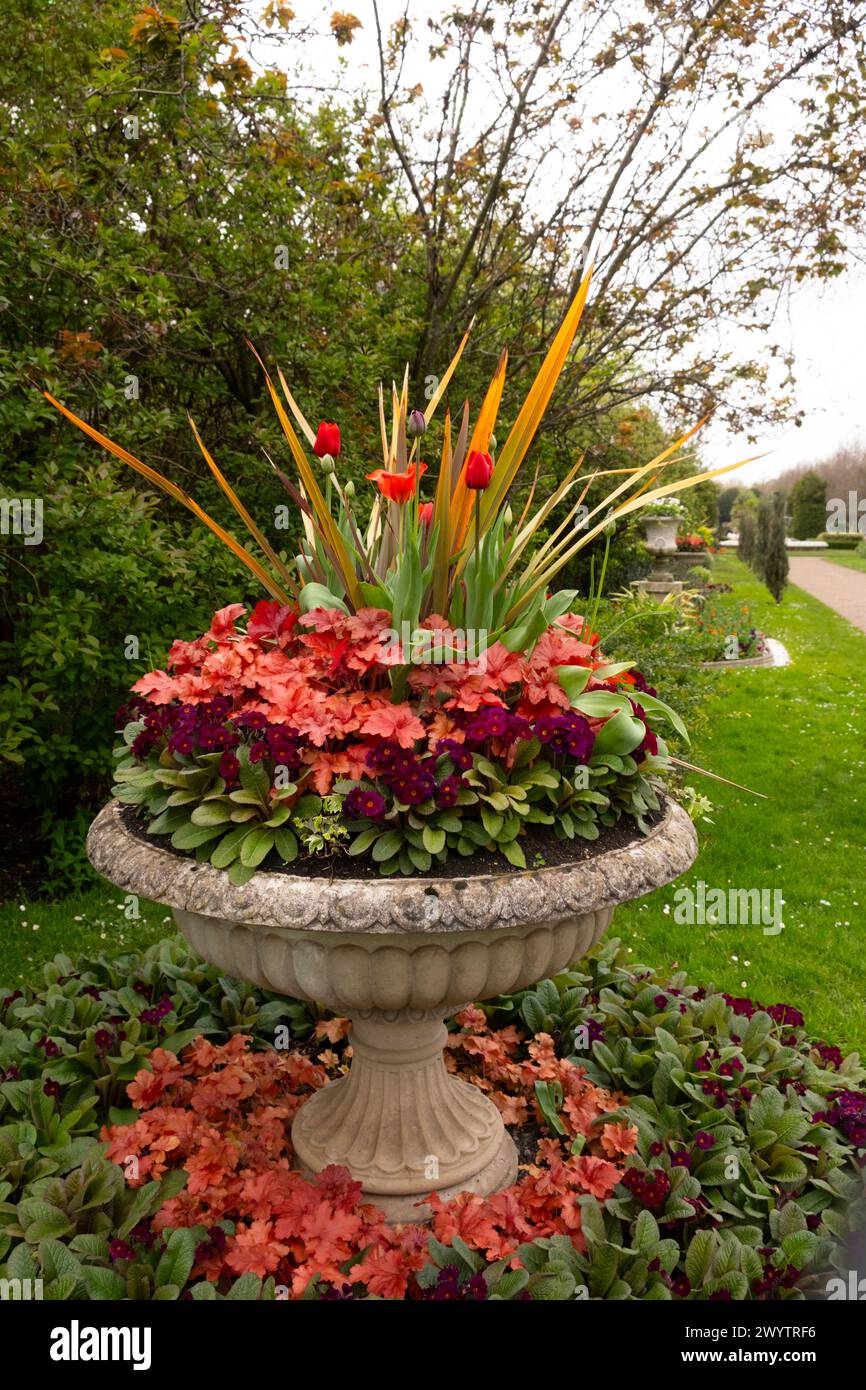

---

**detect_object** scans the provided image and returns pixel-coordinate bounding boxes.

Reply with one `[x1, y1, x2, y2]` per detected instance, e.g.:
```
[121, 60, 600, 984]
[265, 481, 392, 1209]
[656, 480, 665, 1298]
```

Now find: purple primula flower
[436, 775, 465, 809]
[344, 787, 387, 820]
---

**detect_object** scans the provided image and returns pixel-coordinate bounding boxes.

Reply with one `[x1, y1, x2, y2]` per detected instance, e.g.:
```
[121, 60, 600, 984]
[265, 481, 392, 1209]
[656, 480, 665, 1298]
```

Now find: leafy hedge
[1, 936, 863, 1300]
[817, 533, 864, 549]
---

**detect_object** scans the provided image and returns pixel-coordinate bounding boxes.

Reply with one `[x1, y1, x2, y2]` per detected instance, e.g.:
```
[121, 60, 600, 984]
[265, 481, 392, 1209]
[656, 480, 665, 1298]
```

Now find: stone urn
[87, 798, 697, 1221]
[641, 515, 679, 554]
[633, 514, 685, 600]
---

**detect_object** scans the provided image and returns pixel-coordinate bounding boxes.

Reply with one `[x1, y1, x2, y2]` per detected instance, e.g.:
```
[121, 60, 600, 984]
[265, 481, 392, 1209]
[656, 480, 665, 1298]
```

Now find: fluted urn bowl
[87, 798, 697, 1221]
[641, 515, 680, 553]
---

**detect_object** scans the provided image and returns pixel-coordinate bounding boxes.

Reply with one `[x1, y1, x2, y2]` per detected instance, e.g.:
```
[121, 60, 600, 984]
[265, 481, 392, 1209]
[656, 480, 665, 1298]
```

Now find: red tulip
[419, 501, 434, 527]
[465, 450, 494, 490]
[366, 461, 427, 504]
[313, 421, 341, 458]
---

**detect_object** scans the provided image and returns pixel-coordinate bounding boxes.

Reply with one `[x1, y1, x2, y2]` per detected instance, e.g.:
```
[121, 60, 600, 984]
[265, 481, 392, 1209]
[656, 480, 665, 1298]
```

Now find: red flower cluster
[128, 601, 642, 796]
[622, 1166, 671, 1210]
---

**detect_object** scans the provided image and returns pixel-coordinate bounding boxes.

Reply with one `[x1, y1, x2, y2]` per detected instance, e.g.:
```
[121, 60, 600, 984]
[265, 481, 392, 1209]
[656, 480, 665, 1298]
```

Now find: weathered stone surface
[291, 1010, 513, 1219]
[170, 905, 615, 1010]
[87, 797, 697, 937]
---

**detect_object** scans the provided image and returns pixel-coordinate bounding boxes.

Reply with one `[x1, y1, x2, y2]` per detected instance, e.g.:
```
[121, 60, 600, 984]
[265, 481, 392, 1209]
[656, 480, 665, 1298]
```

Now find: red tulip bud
[419, 502, 434, 527]
[313, 421, 341, 458]
[465, 450, 494, 490]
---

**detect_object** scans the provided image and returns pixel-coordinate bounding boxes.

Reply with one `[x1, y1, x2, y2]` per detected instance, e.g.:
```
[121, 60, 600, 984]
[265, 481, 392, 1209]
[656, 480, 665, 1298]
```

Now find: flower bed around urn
[4, 935, 863, 1300]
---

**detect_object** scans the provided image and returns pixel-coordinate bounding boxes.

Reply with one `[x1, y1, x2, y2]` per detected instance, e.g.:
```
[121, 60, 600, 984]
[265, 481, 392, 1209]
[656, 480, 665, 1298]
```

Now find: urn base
[291, 1008, 519, 1222]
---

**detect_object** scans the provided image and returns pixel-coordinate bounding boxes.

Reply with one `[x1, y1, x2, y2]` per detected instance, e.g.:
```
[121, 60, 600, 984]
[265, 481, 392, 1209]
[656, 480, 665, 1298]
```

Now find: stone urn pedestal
[87, 799, 697, 1222]
[633, 515, 684, 601]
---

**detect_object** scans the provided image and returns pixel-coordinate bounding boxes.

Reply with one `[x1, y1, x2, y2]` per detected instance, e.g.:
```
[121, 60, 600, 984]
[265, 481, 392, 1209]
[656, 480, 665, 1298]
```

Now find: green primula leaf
[155, 1227, 197, 1290]
[189, 1281, 218, 1301]
[43, 1275, 82, 1301]
[372, 829, 404, 862]
[190, 800, 233, 827]
[422, 825, 446, 854]
[210, 825, 253, 867]
[348, 827, 383, 856]
[684, 1229, 716, 1287]
[780, 1230, 818, 1269]
[706, 1270, 749, 1300]
[25, 1210, 75, 1242]
[273, 827, 298, 862]
[171, 821, 226, 850]
[239, 828, 275, 868]
[145, 807, 189, 836]
[225, 1273, 264, 1300]
[490, 1268, 530, 1299]
[227, 860, 257, 886]
[500, 837, 526, 868]
[238, 746, 270, 802]
[634, 1210, 660, 1259]
[82, 1265, 127, 1300]
[407, 845, 432, 873]
[480, 805, 504, 838]
[767, 1154, 808, 1184]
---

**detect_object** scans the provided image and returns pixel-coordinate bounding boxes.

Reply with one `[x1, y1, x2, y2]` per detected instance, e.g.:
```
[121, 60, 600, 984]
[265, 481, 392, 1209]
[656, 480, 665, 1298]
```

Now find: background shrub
[789, 472, 827, 540]
[817, 532, 863, 549]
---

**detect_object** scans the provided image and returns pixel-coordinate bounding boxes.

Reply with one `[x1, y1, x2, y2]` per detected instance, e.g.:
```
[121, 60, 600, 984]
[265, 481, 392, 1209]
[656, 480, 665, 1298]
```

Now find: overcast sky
[701, 270, 866, 486]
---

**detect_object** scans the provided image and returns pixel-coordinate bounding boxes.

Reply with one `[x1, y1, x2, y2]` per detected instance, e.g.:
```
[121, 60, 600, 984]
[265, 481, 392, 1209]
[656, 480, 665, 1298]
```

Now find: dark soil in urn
[119, 798, 665, 883]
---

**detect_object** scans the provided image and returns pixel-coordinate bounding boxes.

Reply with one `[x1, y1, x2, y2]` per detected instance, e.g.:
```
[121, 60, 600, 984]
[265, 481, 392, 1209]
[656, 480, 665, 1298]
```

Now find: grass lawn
[2, 554, 865, 1053]
[801, 550, 866, 575]
[614, 553, 866, 1052]
[0, 886, 174, 988]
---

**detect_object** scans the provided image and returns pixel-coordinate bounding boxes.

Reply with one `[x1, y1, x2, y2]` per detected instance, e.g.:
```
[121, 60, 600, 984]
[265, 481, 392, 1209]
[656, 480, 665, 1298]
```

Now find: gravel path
[788, 557, 866, 633]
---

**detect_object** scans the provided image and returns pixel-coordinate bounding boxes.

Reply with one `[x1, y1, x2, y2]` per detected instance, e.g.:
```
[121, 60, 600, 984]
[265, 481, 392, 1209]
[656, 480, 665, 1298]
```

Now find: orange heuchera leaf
[491, 1093, 530, 1126]
[226, 1220, 289, 1277]
[599, 1121, 639, 1157]
[313, 1017, 351, 1043]
[359, 702, 426, 747]
[298, 1202, 364, 1264]
[349, 1246, 423, 1299]
[568, 1154, 622, 1200]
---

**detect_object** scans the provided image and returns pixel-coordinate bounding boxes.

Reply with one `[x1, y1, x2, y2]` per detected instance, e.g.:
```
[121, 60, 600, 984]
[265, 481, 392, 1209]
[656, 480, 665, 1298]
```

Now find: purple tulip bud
[407, 409, 427, 438]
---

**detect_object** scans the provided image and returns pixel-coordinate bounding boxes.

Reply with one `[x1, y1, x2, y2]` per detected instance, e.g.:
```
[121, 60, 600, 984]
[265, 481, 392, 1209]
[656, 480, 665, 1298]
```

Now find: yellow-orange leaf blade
[43, 392, 292, 603]
[481, 267, 593, 522]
